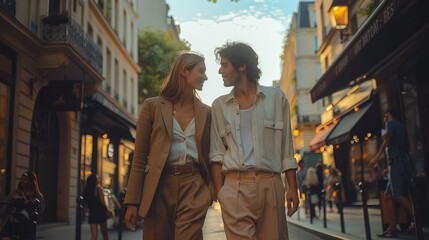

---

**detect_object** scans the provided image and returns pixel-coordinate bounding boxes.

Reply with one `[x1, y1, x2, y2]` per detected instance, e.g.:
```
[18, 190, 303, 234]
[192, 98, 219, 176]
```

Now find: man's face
[218, 57, 240, 87]
[384, 112, 391, 122]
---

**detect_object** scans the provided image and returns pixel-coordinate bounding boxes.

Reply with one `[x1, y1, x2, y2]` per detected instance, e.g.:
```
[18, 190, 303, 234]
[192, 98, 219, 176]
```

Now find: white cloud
[179, 14, 287, 105]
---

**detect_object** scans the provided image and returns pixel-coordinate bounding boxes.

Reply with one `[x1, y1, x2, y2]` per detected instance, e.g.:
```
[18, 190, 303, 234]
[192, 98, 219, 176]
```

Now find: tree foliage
[138, 29, 190, 103]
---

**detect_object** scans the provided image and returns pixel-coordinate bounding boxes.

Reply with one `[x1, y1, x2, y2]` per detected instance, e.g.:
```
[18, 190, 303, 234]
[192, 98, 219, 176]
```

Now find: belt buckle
[174, 166, 181, 175]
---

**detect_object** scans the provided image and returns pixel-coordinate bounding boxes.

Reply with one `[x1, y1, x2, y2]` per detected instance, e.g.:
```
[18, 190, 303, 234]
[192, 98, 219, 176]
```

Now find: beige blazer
[124, 96, 212, 218]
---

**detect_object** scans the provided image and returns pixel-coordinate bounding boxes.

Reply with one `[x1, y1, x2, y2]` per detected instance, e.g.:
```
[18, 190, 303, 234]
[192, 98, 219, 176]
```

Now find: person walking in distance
[123, 51, 213, 240]
[370, 109, 415, 237]
[296, 160, 308, 216]
[82, 174, 109, 240]
[210, 41, 299, 239]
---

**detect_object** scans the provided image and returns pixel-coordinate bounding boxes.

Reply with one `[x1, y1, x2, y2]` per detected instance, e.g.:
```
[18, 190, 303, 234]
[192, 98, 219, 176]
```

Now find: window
[320, 3, 326, 38]
[123, 70, 127, 107]
[105, 50, 112, 93]
[49, 0, 61, 15]
[123, 10, 127, 44]
[0, 49, 14, 198]
[114, 59, 119, 100]
[313, 37, 318, 53]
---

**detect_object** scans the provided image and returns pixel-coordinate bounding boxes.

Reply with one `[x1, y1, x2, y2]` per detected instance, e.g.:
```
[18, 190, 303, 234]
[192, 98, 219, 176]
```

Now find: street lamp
[329, 0, 351, 42]
[329, 0, 349, 30]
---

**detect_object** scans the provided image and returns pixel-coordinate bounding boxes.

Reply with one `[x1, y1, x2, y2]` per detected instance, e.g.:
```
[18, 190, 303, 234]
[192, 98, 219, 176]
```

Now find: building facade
[280, 1, 324, 167]
[0, 0, 139, 225]
[310, 0, 429, 230]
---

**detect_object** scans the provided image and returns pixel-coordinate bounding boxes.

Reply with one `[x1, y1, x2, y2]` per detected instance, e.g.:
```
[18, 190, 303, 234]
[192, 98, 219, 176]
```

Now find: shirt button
[237, 129, 239, 131]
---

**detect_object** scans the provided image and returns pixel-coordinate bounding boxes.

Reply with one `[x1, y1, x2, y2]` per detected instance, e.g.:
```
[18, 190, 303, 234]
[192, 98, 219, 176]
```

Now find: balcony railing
[42, 14, 102, 74]
[298, 115, 321, 125]
[0, 0, 16, 17]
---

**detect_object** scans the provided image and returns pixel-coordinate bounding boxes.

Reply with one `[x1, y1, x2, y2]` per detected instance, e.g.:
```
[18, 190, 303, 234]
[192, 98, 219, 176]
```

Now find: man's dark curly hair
[214, 41, 262, 82]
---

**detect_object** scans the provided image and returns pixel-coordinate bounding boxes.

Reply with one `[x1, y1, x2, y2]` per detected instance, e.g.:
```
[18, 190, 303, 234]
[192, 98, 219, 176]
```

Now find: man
[296, 160, 308, 216]
[210, 41, 299, 239]
[370, 109, 415, 238]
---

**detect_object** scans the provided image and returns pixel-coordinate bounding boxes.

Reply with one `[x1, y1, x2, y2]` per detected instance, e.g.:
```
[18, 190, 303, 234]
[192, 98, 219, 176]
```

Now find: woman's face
[20, 174, 30, 187]
[184, 61, 208, 91]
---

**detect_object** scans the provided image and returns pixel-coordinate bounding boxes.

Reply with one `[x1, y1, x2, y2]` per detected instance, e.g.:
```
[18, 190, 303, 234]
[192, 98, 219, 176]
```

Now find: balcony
[297, 115, 321, 125]
[42, 14, 102, 74]
[0, 0, 16, 17]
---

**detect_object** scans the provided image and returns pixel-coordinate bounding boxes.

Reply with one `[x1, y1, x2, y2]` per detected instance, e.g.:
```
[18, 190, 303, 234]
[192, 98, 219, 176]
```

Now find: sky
[166, 0, 300, 105]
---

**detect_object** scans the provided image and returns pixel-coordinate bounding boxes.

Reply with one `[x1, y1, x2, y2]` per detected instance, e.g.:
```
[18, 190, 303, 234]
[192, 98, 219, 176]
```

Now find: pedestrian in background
[82, 174, 109, 240]
[305, 167, 319, 221]
[210, 41, 299, 239]
[325, 167, 343, 213]
[296, 160, 308, 216]
[123, 51, 213, 240]
[315, 163, 324, 216]
[370, 109, 415, 237]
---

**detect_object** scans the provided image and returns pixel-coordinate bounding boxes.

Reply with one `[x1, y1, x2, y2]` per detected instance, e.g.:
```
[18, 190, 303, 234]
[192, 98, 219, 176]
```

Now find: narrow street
[37, 203, 326, 240]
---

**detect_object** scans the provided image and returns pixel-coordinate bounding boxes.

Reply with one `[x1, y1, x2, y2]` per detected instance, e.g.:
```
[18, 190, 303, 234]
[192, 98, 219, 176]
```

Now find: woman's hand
[124, 205, 138, 232]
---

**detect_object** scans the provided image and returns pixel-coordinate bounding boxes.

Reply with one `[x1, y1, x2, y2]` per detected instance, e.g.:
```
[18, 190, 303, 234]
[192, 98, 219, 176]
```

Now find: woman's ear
[182, 68, 189, 77]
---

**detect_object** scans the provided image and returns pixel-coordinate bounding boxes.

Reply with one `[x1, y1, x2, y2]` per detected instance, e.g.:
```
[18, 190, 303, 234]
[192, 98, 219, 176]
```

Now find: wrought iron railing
[298, 115, 321, 124]
[42, 14, 103, 74]
[0, 0, 16, 17]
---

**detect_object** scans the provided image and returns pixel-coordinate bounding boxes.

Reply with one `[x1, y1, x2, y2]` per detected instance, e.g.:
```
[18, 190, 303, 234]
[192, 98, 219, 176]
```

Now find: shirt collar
[224, 83, 266, 104]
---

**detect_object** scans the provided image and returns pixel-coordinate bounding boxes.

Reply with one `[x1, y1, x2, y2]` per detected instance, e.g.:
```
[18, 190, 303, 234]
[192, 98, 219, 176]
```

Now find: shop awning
[327, 102, 374, 145]
[83, 91, 137, 140]
[310, 0, 427, 102]
[309, 122, 339, 152]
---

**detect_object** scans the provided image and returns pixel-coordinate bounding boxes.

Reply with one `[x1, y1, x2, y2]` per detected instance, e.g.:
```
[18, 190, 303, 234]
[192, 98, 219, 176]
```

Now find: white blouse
[166, 117, 198, 165]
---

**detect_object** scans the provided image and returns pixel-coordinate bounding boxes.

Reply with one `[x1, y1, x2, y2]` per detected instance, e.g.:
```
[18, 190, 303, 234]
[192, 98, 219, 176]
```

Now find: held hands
[286, 188, 299, 217]
[124, 205, 138, 232]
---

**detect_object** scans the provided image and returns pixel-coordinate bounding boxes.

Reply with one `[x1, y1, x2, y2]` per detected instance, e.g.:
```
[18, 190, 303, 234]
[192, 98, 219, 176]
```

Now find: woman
[82, 174, 109, 240]
[0, 171, 45, 239]
[124, 51, 212, 240]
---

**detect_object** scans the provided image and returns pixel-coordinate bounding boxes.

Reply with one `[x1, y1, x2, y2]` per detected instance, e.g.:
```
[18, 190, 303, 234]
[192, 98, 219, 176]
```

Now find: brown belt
[163, 163, 199, 175]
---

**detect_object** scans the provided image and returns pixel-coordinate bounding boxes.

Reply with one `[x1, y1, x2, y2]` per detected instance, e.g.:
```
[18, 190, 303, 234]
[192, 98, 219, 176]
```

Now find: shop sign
[43, 80, 83, 111]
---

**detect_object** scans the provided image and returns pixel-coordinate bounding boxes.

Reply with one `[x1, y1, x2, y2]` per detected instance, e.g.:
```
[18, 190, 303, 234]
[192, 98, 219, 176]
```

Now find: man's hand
[124, 205, 138, 232]
[286, 188, 299, 217]
[213, 184, 222, 202]
[211, 163, 224, 202]
[369, 158, 378, 169]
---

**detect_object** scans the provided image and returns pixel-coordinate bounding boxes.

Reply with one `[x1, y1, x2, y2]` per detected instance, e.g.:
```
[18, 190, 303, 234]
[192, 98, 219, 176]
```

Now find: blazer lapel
[160, 97, 173, 140]
[194, 99, 207, 162]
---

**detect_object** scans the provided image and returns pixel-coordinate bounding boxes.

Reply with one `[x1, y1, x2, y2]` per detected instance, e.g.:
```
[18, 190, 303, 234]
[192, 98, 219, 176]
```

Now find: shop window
[0, 82, 11, 198]
[0, 49, 14, 198]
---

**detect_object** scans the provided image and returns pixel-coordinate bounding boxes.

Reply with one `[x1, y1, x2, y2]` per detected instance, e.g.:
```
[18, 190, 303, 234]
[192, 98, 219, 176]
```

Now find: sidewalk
[35, 202, 428, 240]
[288, 204, 428, 240]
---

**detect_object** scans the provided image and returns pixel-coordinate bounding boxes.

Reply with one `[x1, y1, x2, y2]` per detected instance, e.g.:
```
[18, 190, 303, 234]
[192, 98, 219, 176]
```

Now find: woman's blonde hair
[306, 167, 319, 186]
[160, 51, 204, 102]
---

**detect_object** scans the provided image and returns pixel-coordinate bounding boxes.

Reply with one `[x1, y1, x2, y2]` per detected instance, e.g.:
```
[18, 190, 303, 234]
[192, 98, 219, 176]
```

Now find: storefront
[310, 81, 382, 202]
[80, 90, 136, 197]
[0, 45, 15, 199]
[310, 0, 429, 227]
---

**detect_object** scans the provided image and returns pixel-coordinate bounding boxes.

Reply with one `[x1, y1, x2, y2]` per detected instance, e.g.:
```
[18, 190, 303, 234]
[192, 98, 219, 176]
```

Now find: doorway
[30, 89, 59, 223]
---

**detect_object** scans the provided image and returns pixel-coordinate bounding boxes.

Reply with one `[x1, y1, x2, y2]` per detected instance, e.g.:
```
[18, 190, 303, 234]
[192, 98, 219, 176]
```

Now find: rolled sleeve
[282, 93, 298, 172]
[210, 99, 226, 164]
[282, 157, 298, 172]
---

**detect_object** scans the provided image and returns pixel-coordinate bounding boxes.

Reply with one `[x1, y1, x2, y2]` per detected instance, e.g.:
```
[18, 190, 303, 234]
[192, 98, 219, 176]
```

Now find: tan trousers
[218, 171, 288, 240]
[143, 172, 211, 240]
